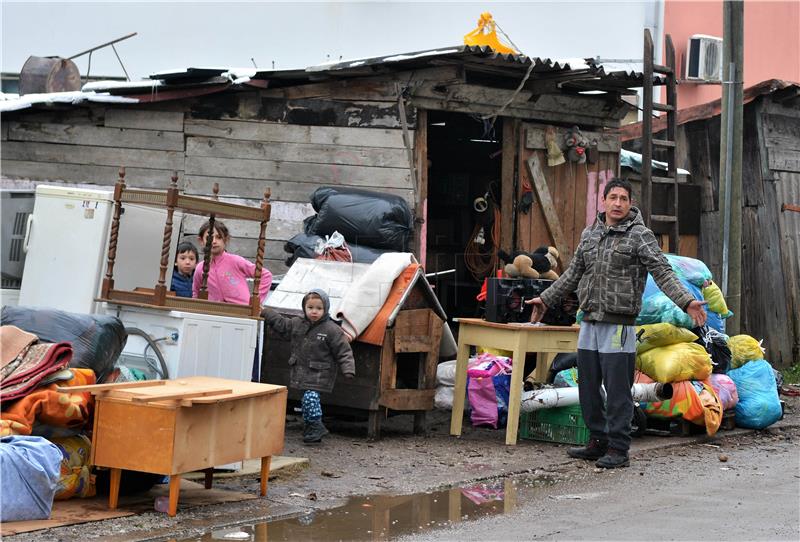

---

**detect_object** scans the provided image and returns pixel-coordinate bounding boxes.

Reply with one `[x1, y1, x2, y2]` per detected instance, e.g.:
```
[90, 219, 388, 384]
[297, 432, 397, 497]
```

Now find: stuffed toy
[564, 126, 588, 164]
[498, 247, 560, 280]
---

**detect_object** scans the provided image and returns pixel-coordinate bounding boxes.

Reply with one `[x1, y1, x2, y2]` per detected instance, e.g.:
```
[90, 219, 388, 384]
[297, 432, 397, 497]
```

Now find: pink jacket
[192, 251, 272, 305]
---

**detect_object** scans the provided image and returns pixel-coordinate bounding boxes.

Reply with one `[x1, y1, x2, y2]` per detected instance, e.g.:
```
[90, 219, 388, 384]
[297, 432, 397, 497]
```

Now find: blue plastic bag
[0, 435, 62, 521]
[638, 276, 724, 332]
[727, 359, 782, 429]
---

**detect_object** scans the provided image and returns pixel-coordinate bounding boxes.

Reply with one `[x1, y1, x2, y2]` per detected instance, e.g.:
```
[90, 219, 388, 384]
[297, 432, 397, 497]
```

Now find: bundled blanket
[1, 326, 73, 403]
[336, 253, 414, 341]
[0, 368, 95, 437]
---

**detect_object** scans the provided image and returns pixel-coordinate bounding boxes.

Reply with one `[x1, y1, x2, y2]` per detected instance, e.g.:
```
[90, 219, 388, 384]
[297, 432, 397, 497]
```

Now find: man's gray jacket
[540, 207, 694, 326]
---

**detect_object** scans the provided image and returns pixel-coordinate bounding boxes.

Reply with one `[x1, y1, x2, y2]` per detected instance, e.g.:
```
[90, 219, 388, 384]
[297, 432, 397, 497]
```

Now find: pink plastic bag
[468, 354, 512, 428]
[708, 373, 739, 410]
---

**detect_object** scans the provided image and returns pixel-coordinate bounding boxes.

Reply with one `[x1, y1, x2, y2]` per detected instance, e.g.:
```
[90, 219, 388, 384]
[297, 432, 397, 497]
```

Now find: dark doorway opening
[425, 111, 503, 322]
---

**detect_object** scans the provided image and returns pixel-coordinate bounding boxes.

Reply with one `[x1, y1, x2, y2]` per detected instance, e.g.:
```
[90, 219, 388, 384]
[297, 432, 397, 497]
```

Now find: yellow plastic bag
[636, 323, 698, 354]
[728, 334, 765, 369]
[702, 281, 733, 318]
[463, 12, 518, 54]
[636, 342, 712, 383]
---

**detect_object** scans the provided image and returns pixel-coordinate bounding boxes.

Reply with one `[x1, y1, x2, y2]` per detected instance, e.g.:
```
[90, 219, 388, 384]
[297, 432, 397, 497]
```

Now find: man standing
[526, 178, 707, 468]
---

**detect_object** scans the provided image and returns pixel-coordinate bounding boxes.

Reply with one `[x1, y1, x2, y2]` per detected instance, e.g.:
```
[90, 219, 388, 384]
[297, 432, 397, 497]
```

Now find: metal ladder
[642, 29, 679, 253]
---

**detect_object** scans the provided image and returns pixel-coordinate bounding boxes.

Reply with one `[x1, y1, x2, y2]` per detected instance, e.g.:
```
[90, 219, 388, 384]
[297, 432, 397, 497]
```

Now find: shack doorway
[424, 111, 503, 321]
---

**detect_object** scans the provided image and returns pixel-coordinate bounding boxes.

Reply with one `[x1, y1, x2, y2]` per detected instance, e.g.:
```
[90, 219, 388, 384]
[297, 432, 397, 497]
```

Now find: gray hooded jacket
[262, 289, 355, 393]
[540, 207, 694, 325]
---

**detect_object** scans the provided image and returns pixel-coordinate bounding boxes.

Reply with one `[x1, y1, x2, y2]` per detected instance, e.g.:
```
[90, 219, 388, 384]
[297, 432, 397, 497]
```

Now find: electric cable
[124, 327, 170, 380]
[464, 206, 502, 281]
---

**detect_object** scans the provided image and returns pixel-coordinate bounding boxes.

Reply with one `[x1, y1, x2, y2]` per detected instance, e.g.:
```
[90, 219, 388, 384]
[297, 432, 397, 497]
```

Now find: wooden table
[449, 318, 579, 445]
[65, 377, 287, 516]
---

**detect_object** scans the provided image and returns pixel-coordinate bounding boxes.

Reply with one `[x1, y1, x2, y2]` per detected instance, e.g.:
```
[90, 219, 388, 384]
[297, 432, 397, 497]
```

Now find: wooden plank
[413, 108, 428, 265]
[378, 389, 435, 410]
[394, 309, 435, 337]
[525, 154, 571, 268]
[8, 121, 185, 151]
[413, 81, 534, 108]
[0, 160, 183, 188]
[105, 109, 184, 132]
[500, 118, 518, 252]
[58, 380, 167, 393]
[183, 174, 414, 205]
[763, 114, 800, 151]
[130, 387, 233, 403]
[768, 148, 800, 173]
[379, 328, 396, 392]
[259, 97, 411, 129]
[186, 136, 409, 168]
[525, 125, 621, 153]
[258, 66, 463, 101]
[409, 96, 622, 129]
[394, 336, 433, 353]
[2, 141, 184, 171]
[1, 122, 8, 141]
[183, 215, 303, 240]
[185, 155, 412, 189]
[184, 119, 408, 149]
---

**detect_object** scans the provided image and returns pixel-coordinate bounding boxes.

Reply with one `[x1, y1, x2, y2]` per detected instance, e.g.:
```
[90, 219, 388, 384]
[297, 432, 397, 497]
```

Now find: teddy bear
[498, 246, 560, 280]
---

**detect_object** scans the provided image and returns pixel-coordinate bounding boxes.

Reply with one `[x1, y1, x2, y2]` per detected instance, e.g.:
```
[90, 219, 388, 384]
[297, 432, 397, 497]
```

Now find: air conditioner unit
[685, 34, 723, 82]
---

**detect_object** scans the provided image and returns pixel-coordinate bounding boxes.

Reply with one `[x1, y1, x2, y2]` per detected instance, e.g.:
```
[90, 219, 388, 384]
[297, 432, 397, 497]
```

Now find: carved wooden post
[154, 172, 179, 305]
[102, 167, 126, 298]
[198, 183, 219, 301]
[251, 188, 272, 317]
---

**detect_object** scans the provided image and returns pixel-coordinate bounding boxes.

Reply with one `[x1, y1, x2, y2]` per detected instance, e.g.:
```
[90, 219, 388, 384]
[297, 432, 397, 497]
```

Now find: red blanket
[1, 342, 73, 404]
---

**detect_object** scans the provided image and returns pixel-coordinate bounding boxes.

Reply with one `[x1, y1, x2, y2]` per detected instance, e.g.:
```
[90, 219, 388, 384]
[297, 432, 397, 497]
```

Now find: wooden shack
[1, 46, 651, 323]
[261, 258, 447, 439]
[621, 80, 800, 366]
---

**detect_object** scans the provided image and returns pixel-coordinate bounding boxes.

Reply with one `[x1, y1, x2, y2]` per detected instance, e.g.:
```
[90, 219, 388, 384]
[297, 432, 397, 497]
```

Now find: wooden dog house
[262, 258, 449, 439]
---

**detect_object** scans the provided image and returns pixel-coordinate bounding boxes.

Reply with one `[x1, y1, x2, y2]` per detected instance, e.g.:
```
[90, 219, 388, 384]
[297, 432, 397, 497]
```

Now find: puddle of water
[178, 474, 558, 541]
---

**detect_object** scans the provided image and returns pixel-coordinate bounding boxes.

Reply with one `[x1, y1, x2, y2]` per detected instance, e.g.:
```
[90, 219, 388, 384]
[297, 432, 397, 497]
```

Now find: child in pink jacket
[192, 220, 272, 304]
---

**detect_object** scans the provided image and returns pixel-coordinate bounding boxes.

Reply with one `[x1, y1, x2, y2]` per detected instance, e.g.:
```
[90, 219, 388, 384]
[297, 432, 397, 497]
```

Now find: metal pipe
[721, 62, 735, 296]
[68, 32, 138, 60]
[519, 382, 672, 413]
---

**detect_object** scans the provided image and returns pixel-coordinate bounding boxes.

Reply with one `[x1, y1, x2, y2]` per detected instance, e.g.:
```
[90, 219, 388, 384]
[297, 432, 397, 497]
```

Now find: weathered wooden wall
[0, 84, 415, 276]
[665, 95, 800, 366]
[516, 123, 621, 265]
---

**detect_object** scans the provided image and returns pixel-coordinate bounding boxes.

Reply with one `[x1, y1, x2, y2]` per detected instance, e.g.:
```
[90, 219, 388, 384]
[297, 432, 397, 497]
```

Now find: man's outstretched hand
[524, 297, 548, 323]
[686, 299, 708, 327]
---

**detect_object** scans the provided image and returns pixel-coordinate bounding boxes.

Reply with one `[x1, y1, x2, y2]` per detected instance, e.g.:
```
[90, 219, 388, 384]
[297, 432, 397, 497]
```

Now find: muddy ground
[7, 395, 799, 542]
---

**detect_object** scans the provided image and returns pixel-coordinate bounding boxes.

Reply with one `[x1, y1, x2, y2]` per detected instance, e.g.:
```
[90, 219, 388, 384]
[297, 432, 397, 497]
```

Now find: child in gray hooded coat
[261, 288, 355, 443]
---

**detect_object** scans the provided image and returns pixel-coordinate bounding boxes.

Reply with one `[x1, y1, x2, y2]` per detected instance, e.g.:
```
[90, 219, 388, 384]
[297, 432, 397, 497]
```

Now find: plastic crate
[519, 404, 590, 445]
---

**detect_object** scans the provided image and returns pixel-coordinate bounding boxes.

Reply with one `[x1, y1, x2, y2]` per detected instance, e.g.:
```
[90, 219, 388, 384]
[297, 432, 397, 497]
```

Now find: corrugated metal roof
[0, 44, 665, 112]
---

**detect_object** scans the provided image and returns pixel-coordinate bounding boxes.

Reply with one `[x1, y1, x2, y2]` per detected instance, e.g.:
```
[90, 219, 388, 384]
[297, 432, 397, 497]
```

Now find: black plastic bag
[1, 306, 127, 383]
[284, 232, 391, 267]
[304, 187, 413, 251]
[694, 326, 731, 374]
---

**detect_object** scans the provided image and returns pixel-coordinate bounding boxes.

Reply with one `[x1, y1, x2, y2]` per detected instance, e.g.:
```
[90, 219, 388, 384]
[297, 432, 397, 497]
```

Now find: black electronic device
[484, 277, 577, 326]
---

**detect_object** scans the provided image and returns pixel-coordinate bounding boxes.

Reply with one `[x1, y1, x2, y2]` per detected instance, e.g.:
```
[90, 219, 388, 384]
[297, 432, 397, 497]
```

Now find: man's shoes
[595, 448, 630, 469]
[303, 420, 329, 444]
[567, 439, 608, 460]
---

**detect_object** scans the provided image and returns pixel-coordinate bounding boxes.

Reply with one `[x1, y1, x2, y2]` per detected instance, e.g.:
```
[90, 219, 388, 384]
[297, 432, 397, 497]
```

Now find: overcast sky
[2, 1, 652, 81]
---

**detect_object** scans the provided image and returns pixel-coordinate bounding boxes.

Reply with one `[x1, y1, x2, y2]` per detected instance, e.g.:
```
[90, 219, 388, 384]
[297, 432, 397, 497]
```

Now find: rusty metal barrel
[19, 56, 81, 95]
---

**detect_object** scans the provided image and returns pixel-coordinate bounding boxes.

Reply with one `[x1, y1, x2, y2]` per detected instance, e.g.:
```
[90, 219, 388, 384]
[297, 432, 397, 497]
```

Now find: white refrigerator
[19, 185, 183, 313]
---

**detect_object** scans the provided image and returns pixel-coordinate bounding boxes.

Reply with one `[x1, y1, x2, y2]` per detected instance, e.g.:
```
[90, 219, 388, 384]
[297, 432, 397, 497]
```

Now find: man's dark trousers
[576, 321, 637, 452]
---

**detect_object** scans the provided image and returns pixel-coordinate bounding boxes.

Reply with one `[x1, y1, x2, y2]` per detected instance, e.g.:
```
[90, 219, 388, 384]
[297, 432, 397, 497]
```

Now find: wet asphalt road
[399, 428, 800, 541]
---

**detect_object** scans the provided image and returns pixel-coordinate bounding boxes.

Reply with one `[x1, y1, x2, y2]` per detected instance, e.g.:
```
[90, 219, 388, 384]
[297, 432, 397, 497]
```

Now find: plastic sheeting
[1, 306, 127, 384]
[304, 187, 413, 251]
